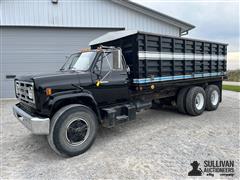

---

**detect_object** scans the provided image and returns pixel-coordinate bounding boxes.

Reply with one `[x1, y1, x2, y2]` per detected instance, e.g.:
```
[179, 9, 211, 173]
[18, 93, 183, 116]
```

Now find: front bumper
[13, 105, 50, 135]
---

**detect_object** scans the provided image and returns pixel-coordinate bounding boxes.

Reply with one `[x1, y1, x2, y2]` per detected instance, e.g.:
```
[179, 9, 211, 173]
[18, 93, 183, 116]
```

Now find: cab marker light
[80, 48, 91, 52]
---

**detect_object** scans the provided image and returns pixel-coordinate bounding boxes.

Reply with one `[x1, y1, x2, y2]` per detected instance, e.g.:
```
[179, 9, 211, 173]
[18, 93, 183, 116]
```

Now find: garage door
[0, 27, 121, 98]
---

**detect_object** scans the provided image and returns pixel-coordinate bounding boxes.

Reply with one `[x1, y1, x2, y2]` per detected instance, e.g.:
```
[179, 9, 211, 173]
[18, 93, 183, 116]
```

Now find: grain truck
[13, 30, 227, 157]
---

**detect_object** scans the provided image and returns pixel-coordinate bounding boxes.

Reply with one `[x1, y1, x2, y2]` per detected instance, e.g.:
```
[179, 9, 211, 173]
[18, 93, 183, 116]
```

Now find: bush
[226, 70, 240, 82]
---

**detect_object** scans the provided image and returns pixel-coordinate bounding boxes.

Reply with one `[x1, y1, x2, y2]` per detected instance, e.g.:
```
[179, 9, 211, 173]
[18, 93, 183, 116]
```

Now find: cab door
[91, 50, 129, 106]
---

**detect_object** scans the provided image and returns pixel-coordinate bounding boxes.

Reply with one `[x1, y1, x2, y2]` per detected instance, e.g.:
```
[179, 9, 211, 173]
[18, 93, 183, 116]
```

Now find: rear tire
[186, 86, 206, 116]
[177, 87, 190, 114]
[47, 104, 98, 157]
[205, 85, 220, 111]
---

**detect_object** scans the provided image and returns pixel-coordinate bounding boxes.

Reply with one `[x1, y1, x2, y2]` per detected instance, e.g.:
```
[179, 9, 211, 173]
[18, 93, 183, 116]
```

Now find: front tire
[47, 104, 98, 157]
[205, 85, 220, 111]
[186, 86, 206, 116]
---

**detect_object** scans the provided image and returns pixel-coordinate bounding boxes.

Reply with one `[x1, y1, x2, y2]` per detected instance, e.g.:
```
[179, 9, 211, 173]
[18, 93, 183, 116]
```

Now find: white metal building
[0, 0, 194, 98]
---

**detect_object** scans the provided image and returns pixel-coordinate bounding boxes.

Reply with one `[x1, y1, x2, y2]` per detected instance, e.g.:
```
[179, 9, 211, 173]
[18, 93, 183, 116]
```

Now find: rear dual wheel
[205, 85, 220, 111]
[176, 87, 190, 114]
[185, 86, 206, 116]
[177, 85, 220, 116]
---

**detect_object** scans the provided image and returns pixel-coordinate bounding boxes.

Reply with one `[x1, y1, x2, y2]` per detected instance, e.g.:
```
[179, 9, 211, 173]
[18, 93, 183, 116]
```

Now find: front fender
[47, 91, 101, 121]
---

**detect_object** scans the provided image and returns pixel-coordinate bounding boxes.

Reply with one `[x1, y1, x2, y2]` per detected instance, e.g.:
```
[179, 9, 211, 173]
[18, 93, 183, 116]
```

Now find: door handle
[120, 72, 127, 75]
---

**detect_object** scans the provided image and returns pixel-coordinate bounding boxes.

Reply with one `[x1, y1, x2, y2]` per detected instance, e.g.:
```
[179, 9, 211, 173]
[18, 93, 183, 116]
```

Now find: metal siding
[1, 0, 180, 36]
[0, 27, 120, 98]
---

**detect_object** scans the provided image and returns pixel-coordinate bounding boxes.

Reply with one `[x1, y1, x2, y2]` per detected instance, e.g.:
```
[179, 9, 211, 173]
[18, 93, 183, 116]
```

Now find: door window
[95, 51, 123, 72]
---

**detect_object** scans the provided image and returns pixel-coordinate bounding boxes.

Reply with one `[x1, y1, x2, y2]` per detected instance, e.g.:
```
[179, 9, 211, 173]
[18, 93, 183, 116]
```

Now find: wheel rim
[211, 90, 219, 106]
[66, 118, 90, 146]
[195, 93, 204, 110]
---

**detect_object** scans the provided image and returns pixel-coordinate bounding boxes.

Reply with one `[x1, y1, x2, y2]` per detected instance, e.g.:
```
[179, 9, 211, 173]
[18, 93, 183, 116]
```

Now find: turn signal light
[136, 86, 143, 91]
[46, 88, 52, 96]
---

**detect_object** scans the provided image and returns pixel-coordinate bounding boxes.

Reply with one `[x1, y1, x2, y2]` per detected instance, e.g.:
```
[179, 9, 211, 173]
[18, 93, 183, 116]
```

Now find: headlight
[28, 87, 34, 99]
[15, 81, 20, 95]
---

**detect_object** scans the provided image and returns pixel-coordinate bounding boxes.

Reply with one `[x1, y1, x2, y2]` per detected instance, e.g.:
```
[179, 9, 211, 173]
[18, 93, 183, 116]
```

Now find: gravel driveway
[1, 90, 239, 179]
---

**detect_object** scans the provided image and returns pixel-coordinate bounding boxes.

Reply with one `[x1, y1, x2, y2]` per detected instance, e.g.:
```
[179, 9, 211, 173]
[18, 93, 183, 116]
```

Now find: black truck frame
[13, 30, 227, 157]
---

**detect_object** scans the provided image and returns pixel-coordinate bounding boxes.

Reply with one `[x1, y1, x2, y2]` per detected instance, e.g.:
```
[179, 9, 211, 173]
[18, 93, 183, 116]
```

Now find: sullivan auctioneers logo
[188, 160, 235, 177]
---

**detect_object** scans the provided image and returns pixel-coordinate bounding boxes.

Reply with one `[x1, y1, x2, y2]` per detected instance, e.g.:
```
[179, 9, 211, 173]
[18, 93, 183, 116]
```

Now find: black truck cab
[13, 30, 227, 157]
[60, 47, 130, 106]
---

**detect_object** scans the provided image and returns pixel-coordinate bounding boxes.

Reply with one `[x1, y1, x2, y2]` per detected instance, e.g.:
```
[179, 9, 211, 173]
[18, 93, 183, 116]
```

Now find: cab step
[101, 104, 135, 128]
[101, 100, 152, 128]
[116, 115, 129, 122]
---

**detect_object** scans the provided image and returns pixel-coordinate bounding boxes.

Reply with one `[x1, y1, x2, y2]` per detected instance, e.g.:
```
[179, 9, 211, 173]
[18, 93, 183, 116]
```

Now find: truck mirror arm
[93, 66, 102, 79]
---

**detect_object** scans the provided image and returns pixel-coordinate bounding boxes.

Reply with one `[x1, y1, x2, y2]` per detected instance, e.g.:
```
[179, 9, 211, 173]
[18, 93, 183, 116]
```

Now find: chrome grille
[15, 81, 35, 104]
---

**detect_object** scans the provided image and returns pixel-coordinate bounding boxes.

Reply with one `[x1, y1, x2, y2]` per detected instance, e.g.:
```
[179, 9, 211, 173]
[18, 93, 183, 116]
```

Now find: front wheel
[47, 104, 98, 157]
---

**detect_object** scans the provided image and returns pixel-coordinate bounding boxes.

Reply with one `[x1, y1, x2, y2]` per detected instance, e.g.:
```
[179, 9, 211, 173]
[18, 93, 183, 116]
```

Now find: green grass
[223, 85, 240, 92]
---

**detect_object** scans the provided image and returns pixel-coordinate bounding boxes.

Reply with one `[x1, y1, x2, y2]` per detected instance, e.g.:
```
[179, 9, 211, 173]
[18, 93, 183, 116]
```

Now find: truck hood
[16, 71, 77, 81]
[16, 71, 90, 91]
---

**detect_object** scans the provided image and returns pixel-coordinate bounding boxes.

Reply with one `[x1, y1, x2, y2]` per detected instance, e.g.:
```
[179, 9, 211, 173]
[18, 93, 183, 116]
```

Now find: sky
[132, 0, 240, 70]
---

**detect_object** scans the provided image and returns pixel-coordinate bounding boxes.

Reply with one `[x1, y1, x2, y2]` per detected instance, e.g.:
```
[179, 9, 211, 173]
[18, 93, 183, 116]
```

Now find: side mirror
[59, 56, 70, 71]
[126, 65, 130, 74]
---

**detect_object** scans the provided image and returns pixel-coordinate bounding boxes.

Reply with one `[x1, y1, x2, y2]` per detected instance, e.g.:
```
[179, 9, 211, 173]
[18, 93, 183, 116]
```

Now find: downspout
[181, 30, 189, 36]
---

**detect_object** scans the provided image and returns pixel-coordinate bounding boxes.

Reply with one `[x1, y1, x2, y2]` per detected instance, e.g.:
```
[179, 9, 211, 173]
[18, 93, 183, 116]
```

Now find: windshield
[61, 51, 97, 71]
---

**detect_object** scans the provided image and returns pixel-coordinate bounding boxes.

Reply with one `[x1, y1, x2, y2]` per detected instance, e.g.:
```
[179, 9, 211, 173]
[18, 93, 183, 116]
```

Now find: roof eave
[111, 0, 195, 33]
